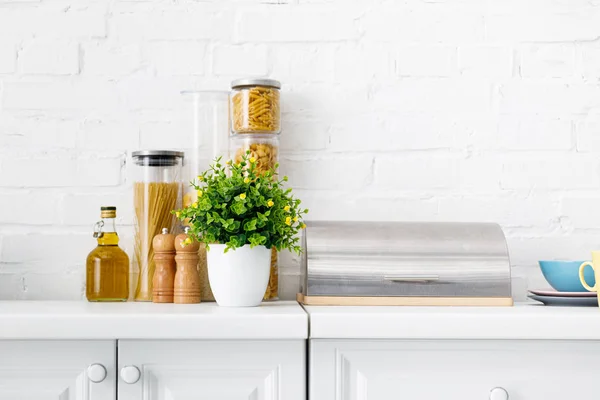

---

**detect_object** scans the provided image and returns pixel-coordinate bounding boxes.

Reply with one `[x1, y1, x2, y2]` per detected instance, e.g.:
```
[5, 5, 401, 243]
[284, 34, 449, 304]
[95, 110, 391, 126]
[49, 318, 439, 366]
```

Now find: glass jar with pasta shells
[229, 134, 280, 300]
[132, 150, 184, 302]
[230, 78, 281, 135]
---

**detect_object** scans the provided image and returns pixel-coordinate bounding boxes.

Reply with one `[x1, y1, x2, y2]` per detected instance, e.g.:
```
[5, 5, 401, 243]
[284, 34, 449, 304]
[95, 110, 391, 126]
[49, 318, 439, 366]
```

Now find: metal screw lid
[231, 78, 281, 89]
[132, 150, 184, 166]
[100, 206, 117, 218]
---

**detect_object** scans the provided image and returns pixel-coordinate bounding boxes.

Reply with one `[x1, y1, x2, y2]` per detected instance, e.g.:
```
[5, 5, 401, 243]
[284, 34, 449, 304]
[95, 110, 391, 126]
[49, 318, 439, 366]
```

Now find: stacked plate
[528, 289, 597, 307]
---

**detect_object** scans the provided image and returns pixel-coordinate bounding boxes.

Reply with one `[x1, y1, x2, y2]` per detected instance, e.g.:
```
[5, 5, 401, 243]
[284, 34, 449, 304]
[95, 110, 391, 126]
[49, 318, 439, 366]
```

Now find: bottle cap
[101, 206, 117, 219]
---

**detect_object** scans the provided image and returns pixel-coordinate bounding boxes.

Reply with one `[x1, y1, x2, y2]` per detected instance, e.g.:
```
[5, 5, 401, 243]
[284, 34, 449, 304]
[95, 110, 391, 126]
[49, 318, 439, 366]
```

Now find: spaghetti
[134, 182, 181, 301]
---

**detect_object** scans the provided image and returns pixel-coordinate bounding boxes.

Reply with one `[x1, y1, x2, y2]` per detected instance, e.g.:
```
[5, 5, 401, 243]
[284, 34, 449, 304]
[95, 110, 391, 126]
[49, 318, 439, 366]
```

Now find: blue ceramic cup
[539, 260, 596, 292]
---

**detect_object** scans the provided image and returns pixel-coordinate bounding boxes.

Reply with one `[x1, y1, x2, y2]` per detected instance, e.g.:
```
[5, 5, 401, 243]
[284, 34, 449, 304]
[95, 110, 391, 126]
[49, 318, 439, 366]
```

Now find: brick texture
[19, 40, 80, 75]
[1, 0, 600, 301]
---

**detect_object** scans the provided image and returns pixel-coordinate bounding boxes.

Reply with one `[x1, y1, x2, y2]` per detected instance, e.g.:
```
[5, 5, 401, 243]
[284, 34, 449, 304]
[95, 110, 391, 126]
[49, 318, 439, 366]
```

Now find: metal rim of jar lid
[131, 150, 184, 166]
[231, 78, 281, 89]
[132, 150, 184, 159]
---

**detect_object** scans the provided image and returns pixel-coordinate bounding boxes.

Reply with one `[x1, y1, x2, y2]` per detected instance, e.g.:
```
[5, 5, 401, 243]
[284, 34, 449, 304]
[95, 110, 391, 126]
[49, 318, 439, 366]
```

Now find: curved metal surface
[301, 221, 512, 297]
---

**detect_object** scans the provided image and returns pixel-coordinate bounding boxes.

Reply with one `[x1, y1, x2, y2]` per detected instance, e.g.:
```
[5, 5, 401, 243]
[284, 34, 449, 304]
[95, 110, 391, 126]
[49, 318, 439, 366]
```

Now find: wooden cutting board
[297, 293, 514, 306]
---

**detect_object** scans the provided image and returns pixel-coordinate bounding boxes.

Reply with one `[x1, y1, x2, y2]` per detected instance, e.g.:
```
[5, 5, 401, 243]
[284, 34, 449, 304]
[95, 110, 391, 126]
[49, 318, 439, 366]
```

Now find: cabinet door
[0, 340, 116, 400]
[311, 339, 600, 400]
[118, 340, 305, 400]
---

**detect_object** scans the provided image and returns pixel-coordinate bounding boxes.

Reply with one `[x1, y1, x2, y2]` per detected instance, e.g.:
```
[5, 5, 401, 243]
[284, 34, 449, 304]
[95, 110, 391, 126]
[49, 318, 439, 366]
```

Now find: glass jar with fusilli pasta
[230, 78, 281, 135]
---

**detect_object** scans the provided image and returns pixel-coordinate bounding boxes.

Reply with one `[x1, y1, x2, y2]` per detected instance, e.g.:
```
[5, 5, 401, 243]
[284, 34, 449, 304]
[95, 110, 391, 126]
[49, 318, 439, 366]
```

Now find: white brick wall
[0, 42, 16, 74]
[19, 39, 80, 75]
[1, 0, 600, 301]
[213, 44, 268, 76]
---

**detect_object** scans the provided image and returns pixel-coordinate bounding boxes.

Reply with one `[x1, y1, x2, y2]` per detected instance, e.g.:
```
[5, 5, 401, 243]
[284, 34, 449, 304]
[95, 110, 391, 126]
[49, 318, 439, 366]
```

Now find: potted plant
[175, 153, 308, 307]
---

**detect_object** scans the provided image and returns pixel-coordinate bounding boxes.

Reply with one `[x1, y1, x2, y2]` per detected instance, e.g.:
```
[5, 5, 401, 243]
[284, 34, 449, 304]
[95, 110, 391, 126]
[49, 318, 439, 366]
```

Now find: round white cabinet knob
[120, 365, 141, 384]
[490, 387, 509, 400]
[87, 363, 107, 383]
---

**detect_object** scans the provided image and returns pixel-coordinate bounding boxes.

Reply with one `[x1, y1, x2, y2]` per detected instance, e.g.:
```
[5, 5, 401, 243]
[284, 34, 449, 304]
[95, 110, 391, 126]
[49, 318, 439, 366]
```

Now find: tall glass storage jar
[181, 91, 229, 206]
[181, 91, 229, 301]
[230, 78, 281, 135]
[132, 150, 183, 302]
[229, 134, 280, 300]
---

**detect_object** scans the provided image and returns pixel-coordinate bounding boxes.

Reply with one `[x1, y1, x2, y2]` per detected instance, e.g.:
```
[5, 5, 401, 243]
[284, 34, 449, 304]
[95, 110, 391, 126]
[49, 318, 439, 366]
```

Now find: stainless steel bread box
[298, 221, 513, 306]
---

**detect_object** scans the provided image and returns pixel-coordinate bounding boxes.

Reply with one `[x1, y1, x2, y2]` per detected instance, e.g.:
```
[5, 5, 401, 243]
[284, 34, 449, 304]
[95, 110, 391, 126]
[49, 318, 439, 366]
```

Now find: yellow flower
[226, 159, 232, 165]
[175, 211, 181, 218]
[239, 193, 246, 200]
[197, 190, 203, 197]
[293, 216, 298, 222]
[300, 223, 306, 229]
[181, 237, 192, 247]
[267, 200, 274, 207]
[192, 202, 198, 208]
[197, 175, 203, 182]
[249, 157, 256, 163]
[284, 205, 291, 212]
[285, 216, 292, 226]
[244, 177, 250, 184]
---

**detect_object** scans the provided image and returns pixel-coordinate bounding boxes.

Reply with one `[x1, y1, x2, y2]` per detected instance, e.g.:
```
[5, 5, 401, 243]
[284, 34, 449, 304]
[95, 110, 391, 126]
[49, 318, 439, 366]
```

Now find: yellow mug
[579, 252, 600, 305]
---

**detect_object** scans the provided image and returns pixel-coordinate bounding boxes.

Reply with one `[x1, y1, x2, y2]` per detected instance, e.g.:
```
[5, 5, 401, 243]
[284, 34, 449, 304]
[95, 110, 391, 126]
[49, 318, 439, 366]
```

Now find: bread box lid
[300, 221, 512, 298]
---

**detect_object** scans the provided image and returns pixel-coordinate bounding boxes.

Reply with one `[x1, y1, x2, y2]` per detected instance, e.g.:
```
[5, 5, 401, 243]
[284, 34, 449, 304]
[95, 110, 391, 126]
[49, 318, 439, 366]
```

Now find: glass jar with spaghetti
[230, 78, 281, 135]
[132, 150, 183, 302]
[229, 134, 280, 300]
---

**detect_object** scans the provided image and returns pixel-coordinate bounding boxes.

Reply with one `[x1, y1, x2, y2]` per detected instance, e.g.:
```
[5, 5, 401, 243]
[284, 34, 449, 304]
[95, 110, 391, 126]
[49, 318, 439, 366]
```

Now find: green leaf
[231, 201, 247, 215]
[244, 219, 257, 232]
[226, 236, 239, 250]
[248, 233, 267, 247]
[198, 197, 212, 211]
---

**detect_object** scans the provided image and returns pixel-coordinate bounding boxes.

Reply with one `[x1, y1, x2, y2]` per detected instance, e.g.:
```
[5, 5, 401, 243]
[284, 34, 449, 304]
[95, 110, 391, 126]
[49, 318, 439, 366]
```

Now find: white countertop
[3, 301, 600, 341]
[0, 301, 308, 340]
[304, 303, 600, 340]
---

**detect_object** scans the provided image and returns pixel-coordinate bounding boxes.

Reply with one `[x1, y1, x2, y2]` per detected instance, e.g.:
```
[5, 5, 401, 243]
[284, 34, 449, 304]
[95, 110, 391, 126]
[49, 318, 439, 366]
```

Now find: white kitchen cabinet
[310, 339, 600, 400]
[0, 339, 305, 400]
[0, 340, 116, 400]
[0, 301, 308, 400]
[118, 340, 306, 400]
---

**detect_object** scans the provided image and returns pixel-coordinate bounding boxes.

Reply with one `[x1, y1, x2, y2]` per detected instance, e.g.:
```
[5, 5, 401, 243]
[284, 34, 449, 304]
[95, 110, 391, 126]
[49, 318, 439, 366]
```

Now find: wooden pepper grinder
[174, 228, 201, 304]
[152, 228, 176, 303]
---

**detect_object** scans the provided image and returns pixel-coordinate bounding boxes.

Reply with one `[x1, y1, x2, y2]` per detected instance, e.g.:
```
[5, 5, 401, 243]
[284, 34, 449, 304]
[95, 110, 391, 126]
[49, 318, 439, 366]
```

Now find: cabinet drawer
[0, 340, 116, 400]
[118, 340, 305, 400]
[311, 340, 600, 400]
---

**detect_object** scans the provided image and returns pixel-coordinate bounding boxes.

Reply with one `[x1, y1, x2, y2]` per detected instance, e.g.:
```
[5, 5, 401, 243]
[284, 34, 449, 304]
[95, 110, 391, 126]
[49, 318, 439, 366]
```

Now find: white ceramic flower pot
[206, 244, 271, 307]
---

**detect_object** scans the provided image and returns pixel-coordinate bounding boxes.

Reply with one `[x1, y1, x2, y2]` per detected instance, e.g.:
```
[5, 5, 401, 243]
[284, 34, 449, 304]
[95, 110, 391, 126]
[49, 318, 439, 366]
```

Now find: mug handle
[579, 262, 597, 292]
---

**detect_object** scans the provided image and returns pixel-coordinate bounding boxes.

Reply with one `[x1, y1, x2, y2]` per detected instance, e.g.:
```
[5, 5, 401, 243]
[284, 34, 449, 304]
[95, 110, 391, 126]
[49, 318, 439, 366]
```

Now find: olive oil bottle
[86, 207, 129, 301]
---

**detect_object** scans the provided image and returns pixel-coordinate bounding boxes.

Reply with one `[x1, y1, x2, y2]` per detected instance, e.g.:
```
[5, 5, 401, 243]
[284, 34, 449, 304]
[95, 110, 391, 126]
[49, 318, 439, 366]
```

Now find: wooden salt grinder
[174, 230, 201, 304]
[152, 228, 176, 303]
